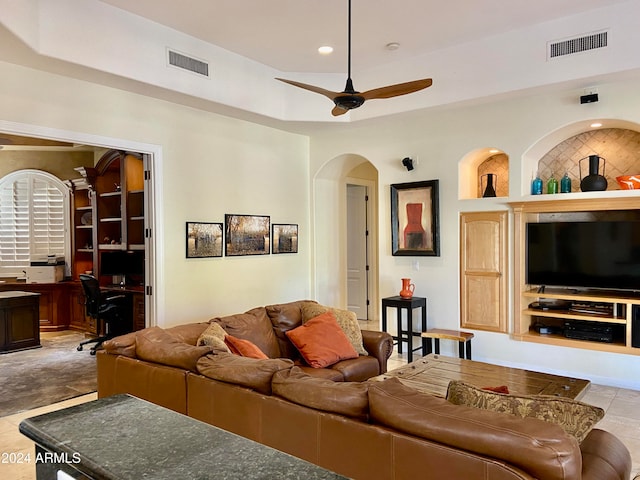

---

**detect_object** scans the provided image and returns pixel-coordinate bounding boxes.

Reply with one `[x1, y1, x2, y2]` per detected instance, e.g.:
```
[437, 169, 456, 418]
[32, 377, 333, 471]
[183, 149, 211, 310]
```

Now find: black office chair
[77, 274, 128, 355]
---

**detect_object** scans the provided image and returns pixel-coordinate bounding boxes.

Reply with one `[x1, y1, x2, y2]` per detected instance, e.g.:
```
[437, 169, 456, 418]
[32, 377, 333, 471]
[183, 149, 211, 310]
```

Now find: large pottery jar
[580, 155, 608, 192]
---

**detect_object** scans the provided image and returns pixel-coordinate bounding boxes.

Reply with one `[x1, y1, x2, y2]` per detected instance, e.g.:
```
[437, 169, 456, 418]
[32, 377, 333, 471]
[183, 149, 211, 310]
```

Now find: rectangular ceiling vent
[548, 31, 608, 59]
[167, 49, 209, 77]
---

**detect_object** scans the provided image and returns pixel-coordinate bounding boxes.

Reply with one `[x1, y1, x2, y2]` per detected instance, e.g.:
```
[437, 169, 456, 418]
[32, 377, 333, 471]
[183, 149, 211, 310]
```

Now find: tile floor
[1, 352, 639, 479]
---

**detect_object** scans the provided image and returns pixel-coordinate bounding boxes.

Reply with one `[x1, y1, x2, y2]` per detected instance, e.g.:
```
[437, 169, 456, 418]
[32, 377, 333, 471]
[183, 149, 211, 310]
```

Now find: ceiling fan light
[334, 94, 365, 110]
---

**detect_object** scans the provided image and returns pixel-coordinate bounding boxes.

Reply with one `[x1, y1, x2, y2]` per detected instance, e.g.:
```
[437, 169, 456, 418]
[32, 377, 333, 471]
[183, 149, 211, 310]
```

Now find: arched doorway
[313, 154, 380, 322]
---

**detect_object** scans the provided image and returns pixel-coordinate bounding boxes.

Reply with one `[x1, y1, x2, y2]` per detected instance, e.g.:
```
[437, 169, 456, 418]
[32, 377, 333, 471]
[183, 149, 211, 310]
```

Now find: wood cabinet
[0, 291, 40, 352]
[71, 150, 147, 328]
[459, 211, 508, 332]
[511, 197, 640, 355]
[0, 283, 70, 331]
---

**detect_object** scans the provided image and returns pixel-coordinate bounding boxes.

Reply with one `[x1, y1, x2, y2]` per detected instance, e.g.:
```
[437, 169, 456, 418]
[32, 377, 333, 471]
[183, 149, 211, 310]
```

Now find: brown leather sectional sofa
[96, 300, 631, 480]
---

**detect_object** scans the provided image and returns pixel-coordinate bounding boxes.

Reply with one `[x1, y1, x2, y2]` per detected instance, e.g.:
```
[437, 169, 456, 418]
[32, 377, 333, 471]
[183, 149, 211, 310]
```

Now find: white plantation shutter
[0, 170, 70, 271]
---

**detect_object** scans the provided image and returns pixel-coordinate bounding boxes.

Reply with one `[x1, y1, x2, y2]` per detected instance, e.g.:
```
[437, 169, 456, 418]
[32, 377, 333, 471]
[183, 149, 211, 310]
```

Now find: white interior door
[347, 184, 369, 320]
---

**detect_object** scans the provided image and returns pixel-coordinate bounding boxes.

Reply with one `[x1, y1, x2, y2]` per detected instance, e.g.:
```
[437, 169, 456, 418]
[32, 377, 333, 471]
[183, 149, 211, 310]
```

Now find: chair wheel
[77, 345, 83, 351]
[90, 350, 97, 356]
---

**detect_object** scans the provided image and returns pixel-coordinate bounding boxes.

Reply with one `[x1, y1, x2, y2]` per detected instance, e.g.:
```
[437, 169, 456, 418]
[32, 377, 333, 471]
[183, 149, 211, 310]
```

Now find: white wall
[0, 61, 312, 326]
[310, 76, 640, 389]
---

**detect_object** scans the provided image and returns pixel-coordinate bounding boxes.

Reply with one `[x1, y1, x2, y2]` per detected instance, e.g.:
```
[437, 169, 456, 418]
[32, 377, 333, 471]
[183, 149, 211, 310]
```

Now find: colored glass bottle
[560, 172, 572, 193]
[531, 172, 543, 195]
[547, 174, 558, 194]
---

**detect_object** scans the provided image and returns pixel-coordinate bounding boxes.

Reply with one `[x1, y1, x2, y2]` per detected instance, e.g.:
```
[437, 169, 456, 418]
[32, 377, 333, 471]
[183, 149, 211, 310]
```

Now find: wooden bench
[421, 329, 474, 359]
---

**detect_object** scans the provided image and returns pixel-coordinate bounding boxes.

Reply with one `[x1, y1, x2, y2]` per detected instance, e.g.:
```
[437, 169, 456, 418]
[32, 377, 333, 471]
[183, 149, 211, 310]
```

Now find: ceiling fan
[276, 0, 432, 117]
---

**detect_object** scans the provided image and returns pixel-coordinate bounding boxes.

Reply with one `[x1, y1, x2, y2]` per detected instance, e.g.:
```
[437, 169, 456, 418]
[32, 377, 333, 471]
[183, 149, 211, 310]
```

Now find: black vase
[482, 173, 497, 198]
[580, 155, 607, 192]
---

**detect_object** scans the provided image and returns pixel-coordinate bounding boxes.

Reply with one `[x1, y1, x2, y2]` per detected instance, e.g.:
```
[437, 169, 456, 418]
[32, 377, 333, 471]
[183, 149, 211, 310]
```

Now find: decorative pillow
[446, 380, 604, 443]
[135, 326, 212, 372]
[369, 378, 581, 480]
[301, 303, 367, 355]
[224, 335, 268, 359]
[272, 367, 370, 420]
[196, 322, 231, 353]
[286, 311, 359, 368]
[196, 353, 293, 395]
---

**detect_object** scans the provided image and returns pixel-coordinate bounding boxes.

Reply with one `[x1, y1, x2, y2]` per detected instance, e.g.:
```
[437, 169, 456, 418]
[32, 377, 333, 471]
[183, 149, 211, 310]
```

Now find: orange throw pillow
[224, 335, 268, 359]
[285, 311, 359, 368]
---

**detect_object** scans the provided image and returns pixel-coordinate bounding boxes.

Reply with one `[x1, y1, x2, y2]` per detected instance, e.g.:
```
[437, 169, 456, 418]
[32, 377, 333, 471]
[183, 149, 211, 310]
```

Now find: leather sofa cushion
[272, 367, 369, 421]
[165, 322, 209, 345]
[196, 352, 293, 395]
[136, 326, 212, 372]
[266, 300, 317, 360]
[213, 310, 281, 359]
[286, 312, 359, 368]
[102, 331, 138, 357]
[330, 355, 380, 382]
[369, 377, 582, 480]
[447, 380, 605, 443]
[301, 303, 367, 355]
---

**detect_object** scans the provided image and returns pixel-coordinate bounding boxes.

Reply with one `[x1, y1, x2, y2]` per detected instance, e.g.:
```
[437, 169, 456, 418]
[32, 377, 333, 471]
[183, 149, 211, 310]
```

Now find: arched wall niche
[458, 147, 509, 199]
[521, 119, 640, 196]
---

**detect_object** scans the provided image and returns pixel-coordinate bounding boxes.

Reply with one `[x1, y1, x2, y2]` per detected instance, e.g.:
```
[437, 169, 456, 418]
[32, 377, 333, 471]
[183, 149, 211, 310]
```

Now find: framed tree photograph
[272, 224, 298, 254]
[186, 222, 223, 258]
[390, 180, 440, 256]
[225, 214, 270, 256]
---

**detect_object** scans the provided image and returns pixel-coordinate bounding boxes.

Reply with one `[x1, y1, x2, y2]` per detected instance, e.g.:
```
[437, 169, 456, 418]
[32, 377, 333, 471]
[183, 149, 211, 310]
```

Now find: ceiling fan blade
[361, 78, 433, 101]
[331, 105, 349, 117]
[275, 78, 339, 100]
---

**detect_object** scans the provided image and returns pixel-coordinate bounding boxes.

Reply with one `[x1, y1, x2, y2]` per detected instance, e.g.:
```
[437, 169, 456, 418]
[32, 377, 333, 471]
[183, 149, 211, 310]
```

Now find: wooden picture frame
[225, 214, 270, 256]
[390, 180, 440, 256]
[272, 224, 298, 254]
[186, 222, 223, 258]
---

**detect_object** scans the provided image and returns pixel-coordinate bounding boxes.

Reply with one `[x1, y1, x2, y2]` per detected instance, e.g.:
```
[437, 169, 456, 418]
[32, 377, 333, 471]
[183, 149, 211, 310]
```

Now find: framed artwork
[272, 224, 298, 254]
[186, 222, 223, 258]
[390, 180, 440, 256]
[225, 214, 270, 256]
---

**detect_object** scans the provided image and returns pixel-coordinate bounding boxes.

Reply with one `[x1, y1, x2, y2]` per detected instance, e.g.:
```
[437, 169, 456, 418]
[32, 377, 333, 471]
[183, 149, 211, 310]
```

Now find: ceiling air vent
[167, 49, 209, 77]
[548, 31, 608, 59]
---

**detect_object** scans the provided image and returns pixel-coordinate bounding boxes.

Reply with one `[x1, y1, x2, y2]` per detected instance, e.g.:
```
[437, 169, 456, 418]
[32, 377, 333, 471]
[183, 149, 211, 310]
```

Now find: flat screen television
[526, 221, 640, 291]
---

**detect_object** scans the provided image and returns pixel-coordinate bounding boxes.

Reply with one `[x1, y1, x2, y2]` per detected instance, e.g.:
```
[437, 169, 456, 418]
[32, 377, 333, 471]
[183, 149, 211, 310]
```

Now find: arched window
[0, 169, 70, 275]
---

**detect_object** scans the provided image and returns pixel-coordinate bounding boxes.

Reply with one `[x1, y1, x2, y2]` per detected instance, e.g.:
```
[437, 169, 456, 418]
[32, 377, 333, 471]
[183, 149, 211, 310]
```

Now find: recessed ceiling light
[318, 46, 333, 55]
[386, 42, 400, 51]
[590, 122, 603, 128]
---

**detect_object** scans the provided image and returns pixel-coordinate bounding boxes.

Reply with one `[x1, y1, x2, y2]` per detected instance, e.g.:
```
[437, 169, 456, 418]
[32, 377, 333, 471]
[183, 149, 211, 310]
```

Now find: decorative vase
[546, 174, 558, 194]
[579, 155, 608, 192]
[531, 172, 543, 195]
[404, 203, 426, 249]
[399, 278, 415, 299]
[481, 173, 497, 198]
[560, 172, 572, 193]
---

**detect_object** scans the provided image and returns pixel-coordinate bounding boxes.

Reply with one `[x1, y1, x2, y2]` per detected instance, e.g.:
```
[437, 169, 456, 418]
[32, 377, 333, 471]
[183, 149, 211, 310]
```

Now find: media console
[511, 197, 640, 356]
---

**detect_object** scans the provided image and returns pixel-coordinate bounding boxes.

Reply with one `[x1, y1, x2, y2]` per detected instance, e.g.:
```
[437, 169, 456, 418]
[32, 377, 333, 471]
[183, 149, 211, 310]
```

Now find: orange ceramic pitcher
[399, 278, 415, 299]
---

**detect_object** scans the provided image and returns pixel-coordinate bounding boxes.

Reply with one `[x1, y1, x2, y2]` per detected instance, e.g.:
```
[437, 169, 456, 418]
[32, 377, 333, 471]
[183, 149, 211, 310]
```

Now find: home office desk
[101, 285, 145, 332]
[19, 394, 347, 480]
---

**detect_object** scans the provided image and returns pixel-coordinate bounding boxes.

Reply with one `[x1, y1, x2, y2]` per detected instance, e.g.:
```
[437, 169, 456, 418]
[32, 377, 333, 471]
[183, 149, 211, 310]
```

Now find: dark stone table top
[19, 394, 348, 480]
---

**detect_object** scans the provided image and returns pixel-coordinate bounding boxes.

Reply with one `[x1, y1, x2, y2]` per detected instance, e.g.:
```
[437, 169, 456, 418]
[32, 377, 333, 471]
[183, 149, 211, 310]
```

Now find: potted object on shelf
[399, 278, 415, 299]
[579, 155, 608, 192]
[481, 173, 497, 198]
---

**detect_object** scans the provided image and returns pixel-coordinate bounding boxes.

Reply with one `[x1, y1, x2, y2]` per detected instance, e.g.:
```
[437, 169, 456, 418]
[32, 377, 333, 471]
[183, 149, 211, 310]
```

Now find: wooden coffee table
[372, 354, 590, 400]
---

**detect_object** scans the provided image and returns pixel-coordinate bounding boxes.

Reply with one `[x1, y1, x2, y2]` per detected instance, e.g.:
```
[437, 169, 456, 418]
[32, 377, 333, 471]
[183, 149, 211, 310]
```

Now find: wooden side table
[381, 296, 429, 362]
